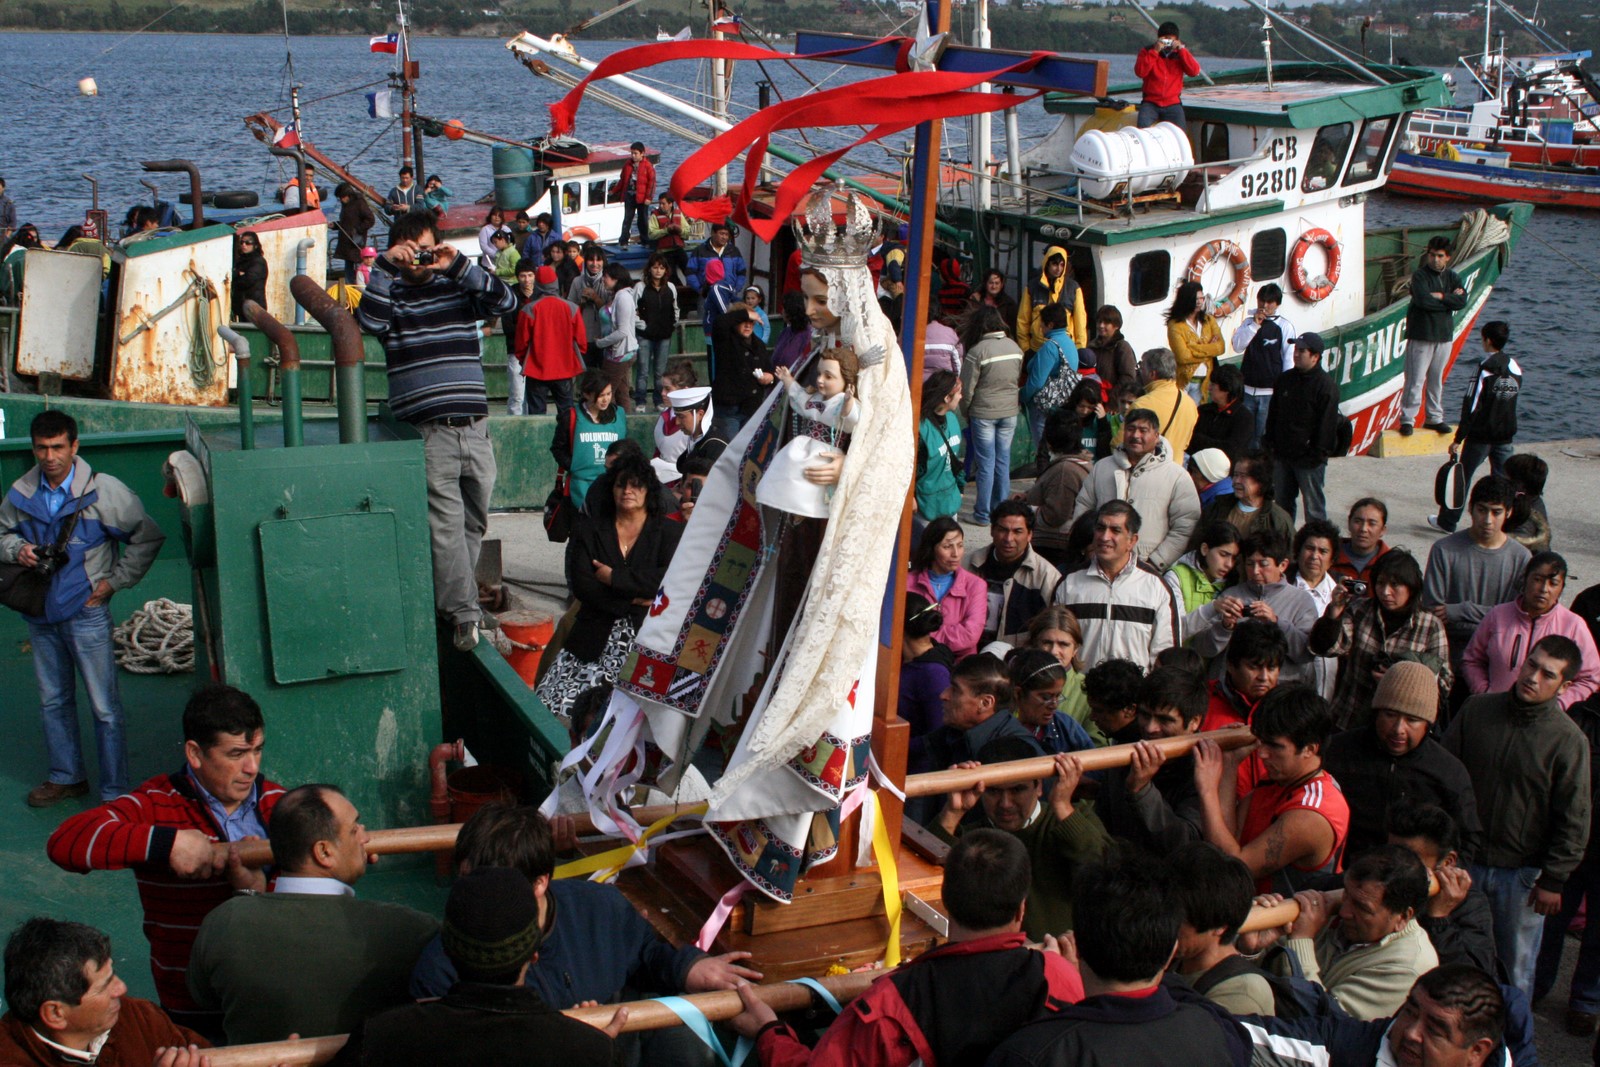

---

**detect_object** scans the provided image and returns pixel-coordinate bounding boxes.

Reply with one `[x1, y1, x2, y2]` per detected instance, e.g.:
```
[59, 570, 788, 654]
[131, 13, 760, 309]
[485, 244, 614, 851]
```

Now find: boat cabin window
[1250, 228, 1287, 281]
[562, 182, 582, 214]
[1128, 251, 1170, 306]
[1342, 116, 1397, 186]
[592, 178, 616, 206]
[1301, 123, 1354, 193]
[1198, 123, 1230, 164]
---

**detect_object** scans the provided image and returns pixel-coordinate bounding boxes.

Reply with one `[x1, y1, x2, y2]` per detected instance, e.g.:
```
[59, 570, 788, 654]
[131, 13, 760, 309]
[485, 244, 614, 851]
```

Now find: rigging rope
[113, 599, 195, 674]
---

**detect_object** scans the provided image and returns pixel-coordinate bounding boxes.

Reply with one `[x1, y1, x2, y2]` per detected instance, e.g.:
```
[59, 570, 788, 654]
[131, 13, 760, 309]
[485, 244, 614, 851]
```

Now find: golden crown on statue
[794, 182, 879, 268]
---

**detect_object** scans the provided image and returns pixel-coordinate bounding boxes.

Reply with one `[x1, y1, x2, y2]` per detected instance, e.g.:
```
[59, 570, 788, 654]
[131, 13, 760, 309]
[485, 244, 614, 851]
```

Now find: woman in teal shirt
[915, 370, 964, 528]
[552, 369, 627, 513]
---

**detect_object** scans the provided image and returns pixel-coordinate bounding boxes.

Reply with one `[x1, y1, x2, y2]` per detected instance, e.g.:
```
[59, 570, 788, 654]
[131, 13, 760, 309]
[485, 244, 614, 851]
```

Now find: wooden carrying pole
[230, 729, 1259, 868]
[203, 972, 876, 1067]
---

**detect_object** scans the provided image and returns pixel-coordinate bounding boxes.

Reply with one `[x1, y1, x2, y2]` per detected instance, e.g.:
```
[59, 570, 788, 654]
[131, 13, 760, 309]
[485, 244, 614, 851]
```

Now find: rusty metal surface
[288, 275, 362, 367]
[249, 215, 329, 326]
[109, 231, 233, 405]
[242, 300, 300, 370]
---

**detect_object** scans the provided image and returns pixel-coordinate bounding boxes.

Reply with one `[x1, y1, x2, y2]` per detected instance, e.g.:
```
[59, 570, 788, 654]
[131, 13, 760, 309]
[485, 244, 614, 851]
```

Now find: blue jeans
[969, 416, 1016, 524]
[1434, 440, 1514, 531]
[638, 337, 673, 403]
[1027, 401, 1049, 463]
[1535, 862, 1600, 1012]
[506, 359, 531, 416]
[713, 408, 747, 441]
[1138, 101, 1187, 129]
[1472, 864, 1546, 995]
[29, 605, 128, 800]
[1241, 392, 1271, 450]
[1272, 458, 1327, 523]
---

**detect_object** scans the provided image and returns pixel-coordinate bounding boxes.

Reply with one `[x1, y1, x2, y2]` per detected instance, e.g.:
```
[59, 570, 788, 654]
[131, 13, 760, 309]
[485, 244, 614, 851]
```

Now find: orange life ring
[1289, 227, 1342, 303]
[1185, 239, 1251, 317]
[563, 226, 600, 242]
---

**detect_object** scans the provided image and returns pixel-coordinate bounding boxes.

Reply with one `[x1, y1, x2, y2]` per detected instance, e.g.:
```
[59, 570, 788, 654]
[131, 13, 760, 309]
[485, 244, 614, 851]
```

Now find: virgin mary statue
[555, 183, 914, 902]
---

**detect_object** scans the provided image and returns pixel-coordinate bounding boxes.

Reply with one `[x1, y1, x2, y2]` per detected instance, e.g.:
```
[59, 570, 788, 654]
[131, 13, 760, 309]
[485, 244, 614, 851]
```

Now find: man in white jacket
[1055, 501, 1177, 670]
[1070, 409, 1201, 570]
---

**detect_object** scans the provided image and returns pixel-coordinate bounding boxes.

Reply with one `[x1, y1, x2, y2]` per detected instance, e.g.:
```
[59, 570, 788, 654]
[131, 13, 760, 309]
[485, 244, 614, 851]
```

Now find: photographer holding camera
[1134, 21, 1202, 130]
[357, 208, 518, 653]
[1, 411, 164, 807]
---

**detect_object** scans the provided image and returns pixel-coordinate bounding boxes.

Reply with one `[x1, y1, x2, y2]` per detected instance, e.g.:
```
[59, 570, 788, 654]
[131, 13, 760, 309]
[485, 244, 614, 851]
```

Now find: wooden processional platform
[615, 829, 948, 980]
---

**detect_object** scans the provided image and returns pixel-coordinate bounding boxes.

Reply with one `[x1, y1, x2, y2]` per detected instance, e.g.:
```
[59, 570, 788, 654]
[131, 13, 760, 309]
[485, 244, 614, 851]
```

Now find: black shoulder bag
[0, 508, 80, 616]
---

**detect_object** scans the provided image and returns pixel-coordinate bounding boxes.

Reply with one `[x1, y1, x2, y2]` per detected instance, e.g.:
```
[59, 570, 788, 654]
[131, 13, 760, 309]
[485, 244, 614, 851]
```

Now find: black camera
[32, 544, 69, 579]
[1342, 578, 1369, 596]
[413, 249, 436, 266]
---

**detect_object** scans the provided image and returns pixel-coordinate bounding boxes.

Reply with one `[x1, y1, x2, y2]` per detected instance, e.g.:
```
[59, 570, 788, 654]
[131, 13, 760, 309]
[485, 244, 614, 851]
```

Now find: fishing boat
[1391, 0, 1600, 168]
[1389, 145, 1600, 210]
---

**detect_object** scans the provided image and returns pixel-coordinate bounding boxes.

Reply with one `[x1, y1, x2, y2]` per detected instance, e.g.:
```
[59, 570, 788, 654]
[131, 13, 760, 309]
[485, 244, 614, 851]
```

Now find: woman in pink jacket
[906, 517, 987, 660]
[1462, 551, 1600, 708]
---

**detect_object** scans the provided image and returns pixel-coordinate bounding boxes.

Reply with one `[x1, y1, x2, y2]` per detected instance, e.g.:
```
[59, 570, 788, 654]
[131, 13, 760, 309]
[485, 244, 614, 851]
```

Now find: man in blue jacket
[687, 222, 746, 361]
[1, 411, 165, 807]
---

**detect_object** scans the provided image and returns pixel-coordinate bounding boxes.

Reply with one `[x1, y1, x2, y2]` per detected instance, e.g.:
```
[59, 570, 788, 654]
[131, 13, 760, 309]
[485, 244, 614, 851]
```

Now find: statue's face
[800, 272, 839, 333]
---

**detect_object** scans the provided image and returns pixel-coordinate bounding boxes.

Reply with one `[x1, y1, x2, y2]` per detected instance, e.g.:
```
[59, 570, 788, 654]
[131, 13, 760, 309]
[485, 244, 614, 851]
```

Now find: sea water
[1, 32, 1595, 440]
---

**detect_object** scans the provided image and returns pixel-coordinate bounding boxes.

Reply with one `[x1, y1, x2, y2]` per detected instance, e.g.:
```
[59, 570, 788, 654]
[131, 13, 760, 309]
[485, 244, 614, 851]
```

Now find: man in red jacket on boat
[727, 829, 1084, 1067]
[617, 141, 656, 250]
[44, 684, 285, 1040]
[1135, 22, 1203, 130]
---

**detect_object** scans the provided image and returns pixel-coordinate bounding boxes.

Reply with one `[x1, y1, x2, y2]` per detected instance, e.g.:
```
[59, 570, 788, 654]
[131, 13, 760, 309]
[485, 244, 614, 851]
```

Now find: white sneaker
[453, 621, 480, 651]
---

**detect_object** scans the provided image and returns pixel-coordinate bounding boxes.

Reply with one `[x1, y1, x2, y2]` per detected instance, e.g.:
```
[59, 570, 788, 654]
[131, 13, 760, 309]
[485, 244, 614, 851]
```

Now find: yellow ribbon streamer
[869, 795, 903, 968]
[554, 802, 709, 882]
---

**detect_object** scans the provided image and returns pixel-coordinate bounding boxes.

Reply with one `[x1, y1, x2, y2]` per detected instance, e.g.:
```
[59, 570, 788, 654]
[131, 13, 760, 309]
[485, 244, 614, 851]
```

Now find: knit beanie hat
[441, 867, 543, 980]
[1372, 660, 1439, 723]
[536, 264, 559, 296]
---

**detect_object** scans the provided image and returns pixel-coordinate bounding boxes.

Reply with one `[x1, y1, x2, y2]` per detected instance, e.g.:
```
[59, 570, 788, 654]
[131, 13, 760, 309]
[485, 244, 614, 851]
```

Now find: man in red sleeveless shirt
[1192, 685, 1349, 895]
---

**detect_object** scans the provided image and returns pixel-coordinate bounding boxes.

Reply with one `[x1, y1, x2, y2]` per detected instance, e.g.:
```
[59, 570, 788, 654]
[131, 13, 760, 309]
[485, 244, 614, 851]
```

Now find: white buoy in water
[78, 77, 99, 96]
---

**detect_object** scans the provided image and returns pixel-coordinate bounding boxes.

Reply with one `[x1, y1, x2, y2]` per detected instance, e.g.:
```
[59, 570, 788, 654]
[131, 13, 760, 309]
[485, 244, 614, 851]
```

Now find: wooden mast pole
[398, 0, 415, 170]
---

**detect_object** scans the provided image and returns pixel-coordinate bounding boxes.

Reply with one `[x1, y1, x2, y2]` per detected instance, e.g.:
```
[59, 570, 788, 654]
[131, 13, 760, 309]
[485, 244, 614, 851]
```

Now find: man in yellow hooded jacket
[1017, 246, 1088, 354]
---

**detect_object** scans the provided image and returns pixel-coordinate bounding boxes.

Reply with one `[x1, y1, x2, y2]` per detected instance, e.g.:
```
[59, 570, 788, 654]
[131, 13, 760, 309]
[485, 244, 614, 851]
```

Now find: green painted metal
[186, 417, 440, 827]
[110, 224, 238, 260]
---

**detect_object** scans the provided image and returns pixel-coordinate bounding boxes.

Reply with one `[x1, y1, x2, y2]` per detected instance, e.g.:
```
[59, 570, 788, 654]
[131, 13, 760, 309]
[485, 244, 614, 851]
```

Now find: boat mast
[398, 0, 416, 170]
[1261, 0, 1276, 92]
[710, 1, 729, 197]
[973, 0, 992, 209]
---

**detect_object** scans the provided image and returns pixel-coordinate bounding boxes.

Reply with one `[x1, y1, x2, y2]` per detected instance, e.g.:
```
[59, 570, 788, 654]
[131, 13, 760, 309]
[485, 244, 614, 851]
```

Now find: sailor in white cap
[652, 386, 715, 484]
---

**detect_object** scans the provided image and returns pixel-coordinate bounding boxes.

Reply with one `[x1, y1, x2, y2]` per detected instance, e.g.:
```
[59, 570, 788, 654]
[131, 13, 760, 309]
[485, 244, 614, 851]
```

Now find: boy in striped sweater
[357, 209, 518, 651]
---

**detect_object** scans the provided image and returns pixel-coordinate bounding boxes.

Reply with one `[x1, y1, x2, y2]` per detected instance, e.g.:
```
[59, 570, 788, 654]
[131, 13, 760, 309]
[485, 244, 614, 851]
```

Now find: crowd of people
[3, 175, 1595, 1067]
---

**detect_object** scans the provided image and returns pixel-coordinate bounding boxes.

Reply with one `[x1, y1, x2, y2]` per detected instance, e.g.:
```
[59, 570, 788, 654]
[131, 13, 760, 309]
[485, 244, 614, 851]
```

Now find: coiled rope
[113, 598, 195, 674]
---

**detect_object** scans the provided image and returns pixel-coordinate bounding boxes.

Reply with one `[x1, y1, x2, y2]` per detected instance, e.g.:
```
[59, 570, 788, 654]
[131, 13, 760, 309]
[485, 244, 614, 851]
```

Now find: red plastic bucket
[499, 610, 554, 688]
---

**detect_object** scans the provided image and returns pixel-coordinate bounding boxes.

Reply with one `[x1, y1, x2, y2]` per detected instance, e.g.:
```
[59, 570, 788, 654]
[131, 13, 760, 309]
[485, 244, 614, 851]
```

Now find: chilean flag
[369, 33, 400, 53]
[271, 121, 301, 148]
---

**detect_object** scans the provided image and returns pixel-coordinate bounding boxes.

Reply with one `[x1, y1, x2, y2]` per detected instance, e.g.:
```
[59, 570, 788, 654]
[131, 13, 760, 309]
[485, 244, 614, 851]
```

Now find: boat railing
[924, 145, 1286, 233]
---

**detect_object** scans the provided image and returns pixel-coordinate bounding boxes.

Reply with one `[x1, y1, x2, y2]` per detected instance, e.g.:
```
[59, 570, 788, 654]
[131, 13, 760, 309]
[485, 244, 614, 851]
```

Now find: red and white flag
[271, 122, 301, 148]
[369, 33, 400, 53]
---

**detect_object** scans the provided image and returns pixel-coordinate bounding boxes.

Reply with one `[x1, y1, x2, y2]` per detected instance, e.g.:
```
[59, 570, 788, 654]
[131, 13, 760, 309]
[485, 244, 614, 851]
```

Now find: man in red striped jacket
[46, 684, 284, 1039]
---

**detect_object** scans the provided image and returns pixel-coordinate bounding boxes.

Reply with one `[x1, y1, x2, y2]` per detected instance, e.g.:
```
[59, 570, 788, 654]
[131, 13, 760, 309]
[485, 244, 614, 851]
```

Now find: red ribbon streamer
[548, 38, 1059, 242]
[548, 37, 912, 137]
